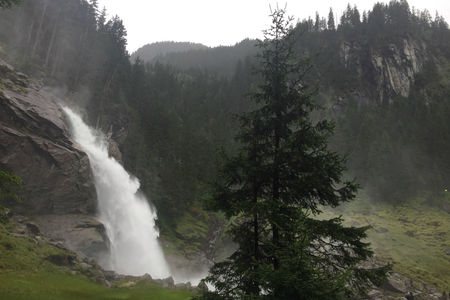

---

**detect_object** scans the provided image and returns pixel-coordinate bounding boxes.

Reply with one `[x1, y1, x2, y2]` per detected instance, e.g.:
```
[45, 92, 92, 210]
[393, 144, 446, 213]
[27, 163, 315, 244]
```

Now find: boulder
[155, 276, 175, 288]
[33, 215, 109, 262]
[141, 273, 152, 281]
[107, 138, 123, 163]
[25, 222, 40, 236]
[46, 254, 76, 266]
[382, 273, 409, 294]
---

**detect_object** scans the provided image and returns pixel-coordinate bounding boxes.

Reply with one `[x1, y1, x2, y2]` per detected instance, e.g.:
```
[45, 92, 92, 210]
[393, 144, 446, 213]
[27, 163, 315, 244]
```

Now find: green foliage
[201, 8, 389, 300]
[0, 169, 22, 221]
[0, 171, 21, 200]
[0, 0, 21, 8]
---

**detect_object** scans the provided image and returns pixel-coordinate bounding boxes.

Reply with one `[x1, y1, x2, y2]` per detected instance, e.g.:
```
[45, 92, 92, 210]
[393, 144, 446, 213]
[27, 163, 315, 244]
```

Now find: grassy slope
[321, 195, 450, 290]
[0, 222, 194, 300]
[162, 201, 215, 256]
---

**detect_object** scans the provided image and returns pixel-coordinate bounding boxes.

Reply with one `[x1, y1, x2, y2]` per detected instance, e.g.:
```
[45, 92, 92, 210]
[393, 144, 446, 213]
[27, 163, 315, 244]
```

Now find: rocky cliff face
[0, 59, 96, 215]
[0, 58, 108, 260]
[340, 37, 427, 103]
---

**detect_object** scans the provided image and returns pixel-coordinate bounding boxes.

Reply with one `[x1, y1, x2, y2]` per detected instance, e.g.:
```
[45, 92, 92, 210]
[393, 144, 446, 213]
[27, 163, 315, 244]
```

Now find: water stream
[63, 107, 171, 279]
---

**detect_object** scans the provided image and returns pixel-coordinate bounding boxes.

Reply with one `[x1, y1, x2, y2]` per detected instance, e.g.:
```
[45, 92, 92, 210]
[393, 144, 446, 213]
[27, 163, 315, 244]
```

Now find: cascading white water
[63, 107, 171, 278]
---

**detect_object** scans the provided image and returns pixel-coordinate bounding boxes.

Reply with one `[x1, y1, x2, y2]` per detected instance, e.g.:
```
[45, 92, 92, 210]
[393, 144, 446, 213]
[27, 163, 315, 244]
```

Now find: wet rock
[46, 254, 76, 266]
[156, 276, 175, 288]
[93, 275, 111, 287]
[0, 59, 96, 216]
[339, 38, 426, 103]
[382, 274, 408, 293]
[107, 138, 122, 163]
[141, 273, 152, 281]
[370, 39, 425, 103]
[103, 270, 118, 281]
[79, 262, 92, 270]
[26, 222, 40, 236]
[103, 279, 112, 288]
[33, 215, 109, 261]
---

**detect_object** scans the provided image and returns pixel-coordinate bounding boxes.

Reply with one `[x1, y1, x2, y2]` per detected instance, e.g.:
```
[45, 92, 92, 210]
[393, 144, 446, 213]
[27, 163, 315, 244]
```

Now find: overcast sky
[96, 0, 450, 53]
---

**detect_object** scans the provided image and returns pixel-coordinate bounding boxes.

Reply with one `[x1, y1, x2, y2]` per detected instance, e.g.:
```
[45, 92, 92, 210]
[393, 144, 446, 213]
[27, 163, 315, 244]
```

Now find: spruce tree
[327, 8, 336, 30]
[200, 7, 389, 300]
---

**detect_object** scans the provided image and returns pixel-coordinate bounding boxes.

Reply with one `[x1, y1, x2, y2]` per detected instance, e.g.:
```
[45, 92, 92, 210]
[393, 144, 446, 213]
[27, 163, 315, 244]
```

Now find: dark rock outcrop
[339, 37, 427, 104]
[0, 59, 108, 260]
[46, 253, 76, 266]
[0, 58, 96, 215]
[33, 215, 109, 262]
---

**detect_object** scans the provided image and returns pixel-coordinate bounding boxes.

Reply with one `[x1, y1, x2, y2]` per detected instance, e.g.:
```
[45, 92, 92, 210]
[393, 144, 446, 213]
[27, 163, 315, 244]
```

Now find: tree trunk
[252, 181, 260, 296]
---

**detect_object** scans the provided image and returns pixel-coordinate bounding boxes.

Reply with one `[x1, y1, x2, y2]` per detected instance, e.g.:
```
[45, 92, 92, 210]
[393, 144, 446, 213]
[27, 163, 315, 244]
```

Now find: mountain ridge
[130, 41, 208, 63]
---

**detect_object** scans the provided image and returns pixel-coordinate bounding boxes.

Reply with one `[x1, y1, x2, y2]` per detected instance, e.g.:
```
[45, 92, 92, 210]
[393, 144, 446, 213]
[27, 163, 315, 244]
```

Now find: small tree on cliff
[0, 169, 21, 222]
[200, 7, 389, 300]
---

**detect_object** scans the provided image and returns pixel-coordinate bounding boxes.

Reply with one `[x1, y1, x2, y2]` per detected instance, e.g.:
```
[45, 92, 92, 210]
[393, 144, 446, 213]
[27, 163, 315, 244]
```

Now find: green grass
[320, 195, 450, 290]
[162, 201, 212, 256]
[0, 273, 194, 300]
[0, 222, 194, 300]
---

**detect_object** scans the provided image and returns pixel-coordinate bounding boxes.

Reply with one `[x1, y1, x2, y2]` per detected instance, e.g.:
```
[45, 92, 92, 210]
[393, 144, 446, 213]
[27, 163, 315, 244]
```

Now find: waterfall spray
[63, 107, 171, 278]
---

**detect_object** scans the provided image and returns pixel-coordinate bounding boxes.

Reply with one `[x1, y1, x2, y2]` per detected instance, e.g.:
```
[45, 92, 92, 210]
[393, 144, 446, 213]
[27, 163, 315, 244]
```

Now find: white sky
[96, 0, 450, 53]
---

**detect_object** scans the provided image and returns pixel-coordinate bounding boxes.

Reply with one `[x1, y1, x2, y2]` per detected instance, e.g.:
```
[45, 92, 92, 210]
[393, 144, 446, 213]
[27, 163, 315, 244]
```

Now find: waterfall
[63, 107, 171, 279]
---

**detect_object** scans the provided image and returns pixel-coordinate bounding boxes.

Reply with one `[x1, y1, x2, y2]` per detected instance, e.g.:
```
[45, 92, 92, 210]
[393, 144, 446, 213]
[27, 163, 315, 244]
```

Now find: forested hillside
[1, 0, 449, 253]
[130, 41, 208, 63]
[134, 39, 258, 76]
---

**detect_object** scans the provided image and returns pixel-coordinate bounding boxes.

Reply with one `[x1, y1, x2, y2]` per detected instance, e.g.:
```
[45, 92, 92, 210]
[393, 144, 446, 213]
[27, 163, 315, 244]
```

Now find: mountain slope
[134, 39, 258, 76]
[130, 41, 208, 63]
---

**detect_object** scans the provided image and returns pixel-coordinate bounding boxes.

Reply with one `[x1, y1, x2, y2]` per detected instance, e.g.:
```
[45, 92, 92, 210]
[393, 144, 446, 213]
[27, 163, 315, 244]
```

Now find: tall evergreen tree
[327, 8, 336, 30]
[200, 8, 389, 300]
